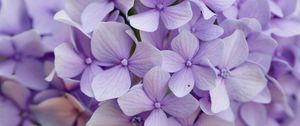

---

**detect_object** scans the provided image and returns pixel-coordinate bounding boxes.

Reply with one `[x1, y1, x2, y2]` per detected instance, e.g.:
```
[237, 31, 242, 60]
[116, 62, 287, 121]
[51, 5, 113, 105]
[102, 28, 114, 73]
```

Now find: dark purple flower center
[121, 59, 128, 66]
[131, 116, 143, 126]
[186, 60, 192, 67]
[85, 57, 93, 65]
[154, 102, 161, 109]
[13, 53, 22, 61]
[156, 3, 164, 10]
[219, 68, 230, 79]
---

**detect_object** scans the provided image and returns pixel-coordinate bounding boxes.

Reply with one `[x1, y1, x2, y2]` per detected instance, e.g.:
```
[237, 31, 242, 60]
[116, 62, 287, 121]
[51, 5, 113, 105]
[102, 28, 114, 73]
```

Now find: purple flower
[179, 3, 224, 41]
[0, 30, 48, 90]
[90, 22, 162, 101]
[117, 67, 199, 126]
[129, 0, 193, 32]
[209, 30, 267, 113]
[161, 31, 222, 97]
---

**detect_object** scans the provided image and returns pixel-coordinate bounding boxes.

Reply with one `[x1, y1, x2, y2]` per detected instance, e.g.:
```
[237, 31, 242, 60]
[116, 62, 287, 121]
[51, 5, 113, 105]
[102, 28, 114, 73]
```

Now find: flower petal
[226, 63, 268, 102]
[143, 67, 170, 101]
[144, 109, 168, 126]
[239, 0, 271, 25]
[54, 43, 86, 78]
[221, 30, 249, 69]
[81, 2, 114, 33]
[202, 0, 235, 12]
[161, 1, 193, 29]
[80, 64, 103, 97]
[195, 114, 233, 126]
[139, 0, 157, 8]
[14, 58, 49, 90]
[114, 0, 135, 15]
[1, 80, 30, 109]
[162, 93, 199, 118]
[86, 100, 132, 126]
[0, 35, 14, 57]
[129, 9, 160, 32]
[161, 50, 185, 73]
[91, 22, 133, 66]
[117, 86, 154, 116]
[92, 65, 131, 101]
[194, 23, 224, 41]
[209, 78, 230, 113]
[168, 68, 194, 97]
[128, 42, 162, 77]
[0, 60, 16, 77]
[171, 31, 199, 60]
[240, 103, 267, 126]
[0, 97, 21, 126]
[190, 0, 215, 19]
[192, 65, 216, 91]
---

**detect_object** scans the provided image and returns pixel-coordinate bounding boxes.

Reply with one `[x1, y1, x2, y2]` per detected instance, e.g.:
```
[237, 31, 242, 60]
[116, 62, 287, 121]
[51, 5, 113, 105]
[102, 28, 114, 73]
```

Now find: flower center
[219, 68, 230, 79]
[121, 59, 128, 66]
[85, 57, 93, 65]
[154, 102, 161, 109]
[14, 53, 21, 61]
[156, 3, 164, 10]
[186, 60, 192, 67]
[191, 27, 197, 33]
[131, 116, 143, 126]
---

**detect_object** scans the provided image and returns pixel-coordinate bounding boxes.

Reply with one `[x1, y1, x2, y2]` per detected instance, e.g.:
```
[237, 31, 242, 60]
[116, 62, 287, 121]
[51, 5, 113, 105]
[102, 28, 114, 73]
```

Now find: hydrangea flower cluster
[1, 0, 300, 126]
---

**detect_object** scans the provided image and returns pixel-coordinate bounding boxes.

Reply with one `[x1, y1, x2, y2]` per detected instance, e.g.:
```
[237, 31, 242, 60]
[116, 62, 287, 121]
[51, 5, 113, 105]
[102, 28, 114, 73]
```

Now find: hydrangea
[1, 0, 300, 126]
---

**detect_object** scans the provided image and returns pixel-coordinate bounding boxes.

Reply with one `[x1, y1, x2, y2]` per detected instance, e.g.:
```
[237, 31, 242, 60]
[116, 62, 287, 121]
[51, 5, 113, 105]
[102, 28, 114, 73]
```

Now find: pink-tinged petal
[226, 63, 268, 102]
[143, 67, 170, 101]
[128, 42, 162, 77]
[30, 97, 79, 126]
[161, 1, 193, 29]
[1, 80, 30, 109]
[240, 103, 267, 126]
[139, 0, 157, 8]
[270, 19, 300, 37]
[92, 65, 131, 101]
[192, 65, 216, 91]
[209, 78, 230, 113]
[13, 30, 44, 57]
[202, 0, 235, 12]
[252, 87, 271, 104]
[167, 117, 181, 126]
[115, 0, 135, 15]
[162, 93, 199, 118]
[267, 75, 285, 103]
[161, 50, 185, 73]
[129, 9, 160, 32]
[171, 31, 199, 60]
[193, 39, 224, 66]
[0, 36, 14, 57]
[33, 89, 62, 104]
[194, 114, 234, 126]
[144, 109, 168, 126]
[91, 22, 133, 66]
[117, 86, 154, 116]
[80, 64, 103, 97]
[81, 2, 114, 33]
[169, 68, 194, 97]
[0, 60, 16, 77]
[190, 0, 215, 19]
[87, 100, 132, 126]
[0, 98, 21, 126]
[221, 30, 249, 69]
[54, 43, 86, 78]
[239, 0, 270, 25]
[15, 58, 49, 90]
